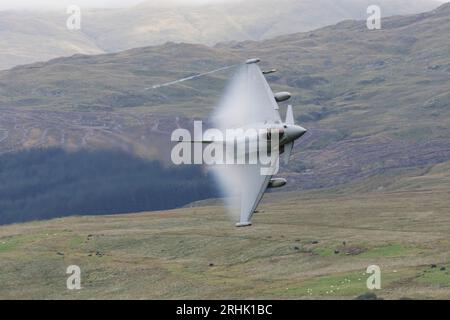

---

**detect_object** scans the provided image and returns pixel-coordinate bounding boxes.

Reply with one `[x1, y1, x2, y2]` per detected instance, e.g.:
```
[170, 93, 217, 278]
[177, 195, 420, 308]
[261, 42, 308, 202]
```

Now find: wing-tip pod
[236, 221, 253, 227]
[246, 58, 261, 65]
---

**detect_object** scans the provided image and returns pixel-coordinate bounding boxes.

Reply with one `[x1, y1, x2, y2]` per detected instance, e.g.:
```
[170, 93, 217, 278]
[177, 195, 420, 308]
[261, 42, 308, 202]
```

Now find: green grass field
[1, 187, 449, 300]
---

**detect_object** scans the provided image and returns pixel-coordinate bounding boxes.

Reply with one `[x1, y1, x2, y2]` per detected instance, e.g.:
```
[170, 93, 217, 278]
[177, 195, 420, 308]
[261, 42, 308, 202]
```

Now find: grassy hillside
[1, 175, 450, 299]
[0, 0, 441, 70]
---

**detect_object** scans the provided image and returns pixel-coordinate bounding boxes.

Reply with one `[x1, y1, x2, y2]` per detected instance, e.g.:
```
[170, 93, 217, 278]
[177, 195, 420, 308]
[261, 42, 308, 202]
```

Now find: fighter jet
[209, 58, 308, 227]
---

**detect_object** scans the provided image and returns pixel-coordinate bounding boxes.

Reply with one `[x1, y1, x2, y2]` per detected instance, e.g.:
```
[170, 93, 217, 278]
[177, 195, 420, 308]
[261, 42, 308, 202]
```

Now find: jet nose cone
[293, 125, 307, 139]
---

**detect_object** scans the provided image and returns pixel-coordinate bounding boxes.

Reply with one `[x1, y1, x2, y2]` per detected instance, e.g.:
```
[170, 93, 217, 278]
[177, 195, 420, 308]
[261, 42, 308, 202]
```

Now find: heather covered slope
[1, 4, 450, 193]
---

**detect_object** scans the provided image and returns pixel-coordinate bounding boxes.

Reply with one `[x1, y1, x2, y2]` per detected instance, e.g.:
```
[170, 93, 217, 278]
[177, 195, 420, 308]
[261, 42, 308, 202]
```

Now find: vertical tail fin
[286, 105, 294, 125]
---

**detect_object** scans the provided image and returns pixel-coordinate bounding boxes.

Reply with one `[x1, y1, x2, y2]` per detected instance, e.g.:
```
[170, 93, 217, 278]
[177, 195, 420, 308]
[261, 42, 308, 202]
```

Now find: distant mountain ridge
[1, 3, 450, 195]
[0, 0, 442, 69]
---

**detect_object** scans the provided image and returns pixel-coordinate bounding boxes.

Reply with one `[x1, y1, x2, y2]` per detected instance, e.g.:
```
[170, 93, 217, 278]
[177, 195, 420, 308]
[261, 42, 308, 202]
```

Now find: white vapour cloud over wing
[213, 163, 274, 224]
[213, 63, 281, 130]
[211, 62, 281, 224]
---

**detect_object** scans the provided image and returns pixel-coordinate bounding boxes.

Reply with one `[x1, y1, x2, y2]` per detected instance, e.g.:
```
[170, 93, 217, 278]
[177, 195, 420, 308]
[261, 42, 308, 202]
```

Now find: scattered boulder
[428, 65, 441, 70]
[345, 247, 367, 256]
[355, 292, 380, 300]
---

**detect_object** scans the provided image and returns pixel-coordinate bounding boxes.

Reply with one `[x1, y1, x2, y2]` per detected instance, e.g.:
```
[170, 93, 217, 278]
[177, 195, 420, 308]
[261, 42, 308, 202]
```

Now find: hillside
[1, 4, 450, 194]
[2, 3, 450, 295]
[0, 0, 441, 70]
[1, 183, 450, 299]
